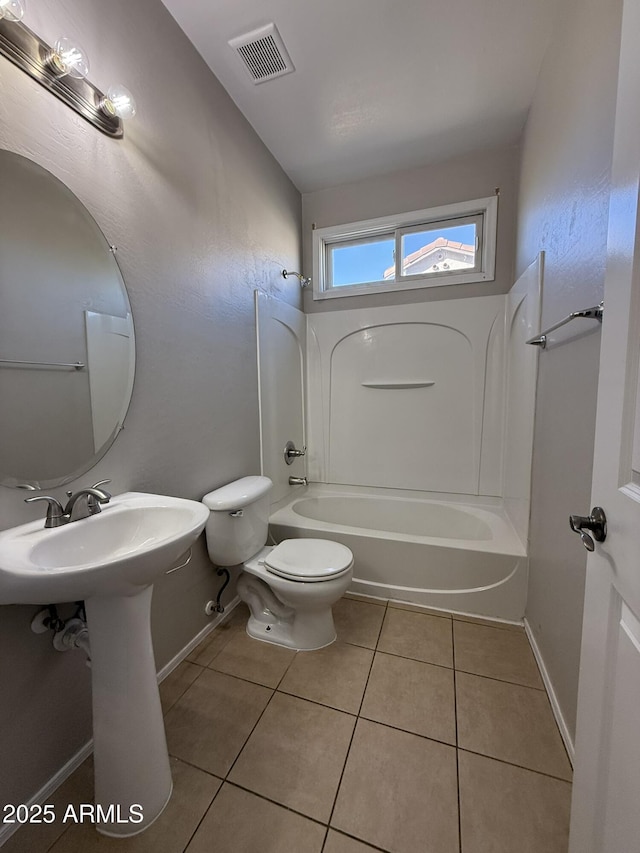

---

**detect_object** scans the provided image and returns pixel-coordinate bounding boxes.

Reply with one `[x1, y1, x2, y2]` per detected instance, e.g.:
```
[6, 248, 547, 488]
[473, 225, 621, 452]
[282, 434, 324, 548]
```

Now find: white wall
[0, 0, 301, 809]
[302, 144, 519, 313]
[516, 0, 623, 743]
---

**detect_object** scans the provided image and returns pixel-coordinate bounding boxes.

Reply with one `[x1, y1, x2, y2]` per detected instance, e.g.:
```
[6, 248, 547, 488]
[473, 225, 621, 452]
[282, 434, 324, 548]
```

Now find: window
[312, 196, 497, 300]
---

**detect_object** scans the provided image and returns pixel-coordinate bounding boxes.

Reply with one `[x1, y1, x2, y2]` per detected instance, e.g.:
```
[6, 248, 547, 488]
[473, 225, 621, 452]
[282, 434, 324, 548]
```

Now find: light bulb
[100, 85, 136, 120]
[49, 37, 90, 79]
[0, 0, 25, 22]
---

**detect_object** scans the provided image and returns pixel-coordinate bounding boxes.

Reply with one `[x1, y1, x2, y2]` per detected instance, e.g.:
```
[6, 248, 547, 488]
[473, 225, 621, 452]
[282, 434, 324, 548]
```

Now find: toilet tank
[202, 476, 272, 566]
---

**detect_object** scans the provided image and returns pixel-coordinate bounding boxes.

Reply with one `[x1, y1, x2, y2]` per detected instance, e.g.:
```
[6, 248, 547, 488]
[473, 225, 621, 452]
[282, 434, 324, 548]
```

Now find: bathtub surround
[258, 259, 541, 620]
[0, 0, 301, 818]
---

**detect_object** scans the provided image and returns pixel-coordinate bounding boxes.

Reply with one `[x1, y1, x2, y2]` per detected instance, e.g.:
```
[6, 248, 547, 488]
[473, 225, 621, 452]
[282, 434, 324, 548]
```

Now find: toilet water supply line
[204, 567, 231, 616]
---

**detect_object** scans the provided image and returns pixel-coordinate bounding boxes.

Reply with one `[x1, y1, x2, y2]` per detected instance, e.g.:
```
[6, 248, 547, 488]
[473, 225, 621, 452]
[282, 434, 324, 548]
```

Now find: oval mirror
[0, 151, 135, 489]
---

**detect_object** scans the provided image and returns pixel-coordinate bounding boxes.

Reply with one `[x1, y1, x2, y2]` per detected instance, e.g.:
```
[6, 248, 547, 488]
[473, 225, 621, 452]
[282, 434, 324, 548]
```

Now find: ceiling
[160, 0, 559, 193]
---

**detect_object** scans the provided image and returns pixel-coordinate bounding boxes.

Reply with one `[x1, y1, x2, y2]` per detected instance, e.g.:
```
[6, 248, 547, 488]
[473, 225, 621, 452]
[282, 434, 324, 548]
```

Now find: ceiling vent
[228, 23, 295, 85]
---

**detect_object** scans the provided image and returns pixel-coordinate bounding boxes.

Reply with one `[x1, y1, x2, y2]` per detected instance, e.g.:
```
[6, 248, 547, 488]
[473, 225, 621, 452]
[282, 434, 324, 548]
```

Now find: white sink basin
[0, 490, 211, 836]
[0, 491, 209, 604]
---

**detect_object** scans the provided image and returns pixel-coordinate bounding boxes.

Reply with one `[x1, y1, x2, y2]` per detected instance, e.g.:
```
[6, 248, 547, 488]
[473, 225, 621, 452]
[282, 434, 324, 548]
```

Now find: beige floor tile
[1, 758, 94, 853]
[389, 600, 453, 619]
[49, 758, 221, 853]
[209, 631, 296, 688]
[164, 668, 272, 777]
[453, 612, 524, 632]
[229, 692, 355, 822]
[159, 661, 203, 714]
[459, 750, 571, 853]
[360, 652, 456, 744]
[454, 620, 542, 688]
[186, 607, 247, 667]
[456, 672, 572, 780]
[324, 830, 381, 852]
[186, 783, 325, 853]
[278, 642, 373, 714]
[377, 607, 454, 668]
[333, 598, 386, 649]
[332, 719, 459, 853]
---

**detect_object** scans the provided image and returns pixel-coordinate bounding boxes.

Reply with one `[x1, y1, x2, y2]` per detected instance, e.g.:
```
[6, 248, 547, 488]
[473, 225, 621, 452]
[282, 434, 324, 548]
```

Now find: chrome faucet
[24, 496, 66, 528]
[288, 476, 308, 486]
[25, 479, 112, 528]
[64, 480, 112, 521]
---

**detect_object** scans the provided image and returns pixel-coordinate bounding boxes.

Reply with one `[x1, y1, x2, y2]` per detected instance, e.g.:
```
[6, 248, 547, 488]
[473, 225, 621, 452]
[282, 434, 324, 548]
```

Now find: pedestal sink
[0, 492, 209, 836]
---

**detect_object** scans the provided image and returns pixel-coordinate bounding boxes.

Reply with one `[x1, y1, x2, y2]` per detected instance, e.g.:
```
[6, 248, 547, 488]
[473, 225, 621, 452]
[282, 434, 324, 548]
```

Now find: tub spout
[288, 476, 308, 486]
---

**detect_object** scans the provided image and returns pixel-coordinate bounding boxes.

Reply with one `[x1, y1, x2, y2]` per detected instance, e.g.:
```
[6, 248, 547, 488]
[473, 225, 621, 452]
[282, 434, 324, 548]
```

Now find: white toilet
[202, 476, 353, 651]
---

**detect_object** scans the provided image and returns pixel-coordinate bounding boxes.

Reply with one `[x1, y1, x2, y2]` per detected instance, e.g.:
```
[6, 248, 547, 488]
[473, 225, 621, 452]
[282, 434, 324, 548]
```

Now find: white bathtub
[269, 484, 528, 622]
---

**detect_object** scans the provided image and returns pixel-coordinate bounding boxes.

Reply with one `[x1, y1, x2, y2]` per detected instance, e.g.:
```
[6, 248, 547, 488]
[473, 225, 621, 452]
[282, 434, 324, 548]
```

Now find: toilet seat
[264, 539, 353, 583]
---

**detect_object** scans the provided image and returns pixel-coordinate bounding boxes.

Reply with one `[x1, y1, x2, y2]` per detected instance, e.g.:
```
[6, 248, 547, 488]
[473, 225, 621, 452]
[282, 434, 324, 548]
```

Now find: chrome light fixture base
[0, 18, 123, 138]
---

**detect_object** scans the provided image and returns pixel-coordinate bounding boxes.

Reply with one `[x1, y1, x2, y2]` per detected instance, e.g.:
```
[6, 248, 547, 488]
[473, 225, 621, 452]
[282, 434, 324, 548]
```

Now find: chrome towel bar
[526, 301, 603, 349]
[0, 358, 85, 369]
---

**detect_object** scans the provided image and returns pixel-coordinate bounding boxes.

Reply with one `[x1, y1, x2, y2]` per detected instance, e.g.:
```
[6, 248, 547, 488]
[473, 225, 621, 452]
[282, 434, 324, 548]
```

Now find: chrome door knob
[569, 507, 607, 551]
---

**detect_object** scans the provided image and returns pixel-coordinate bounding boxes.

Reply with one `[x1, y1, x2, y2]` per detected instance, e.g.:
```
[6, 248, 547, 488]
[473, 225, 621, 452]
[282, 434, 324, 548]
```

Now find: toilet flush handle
[229, 510, 244, 518]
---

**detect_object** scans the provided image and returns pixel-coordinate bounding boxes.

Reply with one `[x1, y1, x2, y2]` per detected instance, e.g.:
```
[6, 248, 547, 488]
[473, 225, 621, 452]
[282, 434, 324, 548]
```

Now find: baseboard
[524, 617, 576, 765]
[156, 596, 241, 683]
[0, 740, 94, 847]
[0, 597, 240, 849]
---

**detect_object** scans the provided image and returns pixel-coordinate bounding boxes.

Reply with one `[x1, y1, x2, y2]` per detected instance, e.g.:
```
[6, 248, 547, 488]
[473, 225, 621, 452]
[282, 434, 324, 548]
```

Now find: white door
[568, 0, 640, 849]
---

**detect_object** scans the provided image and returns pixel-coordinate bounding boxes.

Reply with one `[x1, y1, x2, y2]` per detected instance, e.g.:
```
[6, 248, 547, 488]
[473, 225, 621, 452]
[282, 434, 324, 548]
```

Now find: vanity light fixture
[282, 269, 312, 288]
[47, 37, 90, 79]
[100, 84, 136, 120]
[0, 0, 25, 22]
[0, 4, 134, 138]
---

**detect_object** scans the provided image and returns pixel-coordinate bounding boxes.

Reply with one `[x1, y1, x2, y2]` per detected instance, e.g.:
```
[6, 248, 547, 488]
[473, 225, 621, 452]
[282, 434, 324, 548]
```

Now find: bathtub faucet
[288, 477, 308, 486]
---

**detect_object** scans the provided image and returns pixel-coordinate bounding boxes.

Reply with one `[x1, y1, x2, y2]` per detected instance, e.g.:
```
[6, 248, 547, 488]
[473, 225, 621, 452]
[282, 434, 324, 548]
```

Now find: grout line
[223, 686, 279, 781]
[181, 775, 226, 852]
[356, 714, 456, 751]
[160, 661, 206, 718]
[222, 780, 329, 828]
[324, 828, 392, 853]
[452, 614, 462, 853]
[456, 747, 573, 784]
[373, 647, 455, 671]
[322, 602, 388, 846]
[454, 667, 546, 691]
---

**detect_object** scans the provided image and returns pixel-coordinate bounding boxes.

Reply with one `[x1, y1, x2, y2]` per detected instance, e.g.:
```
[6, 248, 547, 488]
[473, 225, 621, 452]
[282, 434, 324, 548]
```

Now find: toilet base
[237, 570, 342, 651]
[245, 613, 337, 651]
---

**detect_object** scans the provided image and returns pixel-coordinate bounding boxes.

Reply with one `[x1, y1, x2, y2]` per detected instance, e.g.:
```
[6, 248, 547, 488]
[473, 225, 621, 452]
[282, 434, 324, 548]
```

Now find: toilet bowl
[202, 476, 353, 651]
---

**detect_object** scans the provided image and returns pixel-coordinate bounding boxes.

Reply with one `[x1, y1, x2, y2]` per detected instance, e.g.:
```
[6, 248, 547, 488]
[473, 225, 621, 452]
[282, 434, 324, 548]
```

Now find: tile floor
[4, 596, 573, 853]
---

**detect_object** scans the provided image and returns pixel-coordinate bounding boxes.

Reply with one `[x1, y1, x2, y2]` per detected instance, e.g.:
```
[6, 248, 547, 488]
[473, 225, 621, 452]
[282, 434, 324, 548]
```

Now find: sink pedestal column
[85, 585, 172, 836]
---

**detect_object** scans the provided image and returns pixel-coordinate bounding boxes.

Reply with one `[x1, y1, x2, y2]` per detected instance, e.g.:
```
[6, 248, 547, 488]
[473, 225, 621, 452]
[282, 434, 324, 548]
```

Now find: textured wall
[0, 0, 301, 806]
[516, 0, 622, 744]
[302, 144, 519, 313]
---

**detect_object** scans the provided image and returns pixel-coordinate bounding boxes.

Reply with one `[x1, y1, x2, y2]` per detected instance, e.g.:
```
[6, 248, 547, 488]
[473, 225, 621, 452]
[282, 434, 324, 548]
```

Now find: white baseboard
[0, 597, 240, 849]
[156, 596, 240, 683]
[524, 617, 575, 765]
[0, 740, 93, 847]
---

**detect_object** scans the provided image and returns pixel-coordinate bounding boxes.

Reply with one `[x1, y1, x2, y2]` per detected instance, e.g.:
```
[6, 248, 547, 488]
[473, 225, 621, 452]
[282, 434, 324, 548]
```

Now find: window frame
[312, 195, 498, 301]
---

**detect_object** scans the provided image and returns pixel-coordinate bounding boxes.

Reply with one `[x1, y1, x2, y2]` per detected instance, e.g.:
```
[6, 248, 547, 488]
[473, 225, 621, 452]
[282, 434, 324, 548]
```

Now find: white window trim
[312, 195, 498, 301]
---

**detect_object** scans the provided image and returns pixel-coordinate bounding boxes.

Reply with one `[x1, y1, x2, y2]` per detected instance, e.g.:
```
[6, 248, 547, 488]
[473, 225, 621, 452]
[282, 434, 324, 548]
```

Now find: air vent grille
[229, 23, 295, 84]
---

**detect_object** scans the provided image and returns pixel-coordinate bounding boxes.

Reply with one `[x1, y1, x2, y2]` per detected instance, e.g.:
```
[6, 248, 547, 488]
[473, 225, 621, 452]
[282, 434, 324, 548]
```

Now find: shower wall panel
[306, 297, 506, 494]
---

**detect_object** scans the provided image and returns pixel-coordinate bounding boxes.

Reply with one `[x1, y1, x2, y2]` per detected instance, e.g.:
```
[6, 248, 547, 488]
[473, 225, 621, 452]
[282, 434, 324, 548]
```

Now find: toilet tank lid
[202, 476, 272, 511]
